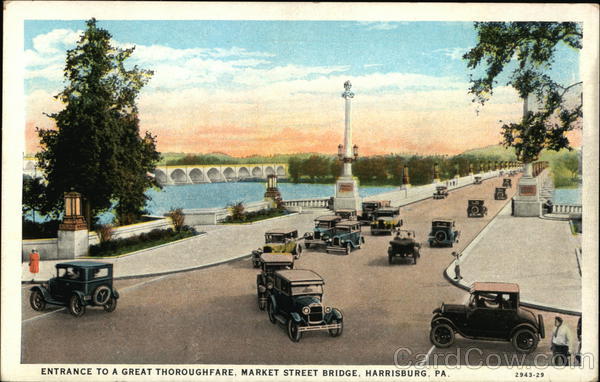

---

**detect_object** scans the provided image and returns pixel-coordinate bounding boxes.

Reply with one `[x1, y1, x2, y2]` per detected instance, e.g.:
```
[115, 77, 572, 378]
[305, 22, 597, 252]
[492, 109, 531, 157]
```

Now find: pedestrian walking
[452, 251, 462, 281]
[29, 248, 40, 283]
[551, 316, 572, 366]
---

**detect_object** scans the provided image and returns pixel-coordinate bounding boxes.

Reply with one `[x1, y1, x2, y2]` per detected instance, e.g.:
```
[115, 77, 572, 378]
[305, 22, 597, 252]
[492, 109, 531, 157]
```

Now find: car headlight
[302, 306, 310, 315]
[325, 306, 332, 313]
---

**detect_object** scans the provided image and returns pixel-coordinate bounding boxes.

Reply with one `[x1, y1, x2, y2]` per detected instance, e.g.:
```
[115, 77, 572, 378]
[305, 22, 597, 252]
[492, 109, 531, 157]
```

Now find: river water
[552, 188, 582, 205]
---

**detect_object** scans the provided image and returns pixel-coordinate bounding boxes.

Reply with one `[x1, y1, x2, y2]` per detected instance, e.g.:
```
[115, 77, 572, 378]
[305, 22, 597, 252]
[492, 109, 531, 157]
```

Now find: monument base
[58, 229, 89, 259]
[513, 176, 540, 217]
[334, 177, 361, 212]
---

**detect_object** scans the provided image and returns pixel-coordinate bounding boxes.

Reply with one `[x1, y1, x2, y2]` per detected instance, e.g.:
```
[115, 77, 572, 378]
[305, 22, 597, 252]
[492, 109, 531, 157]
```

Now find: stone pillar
[469, 163, 474, 176]
[433, 163, 441, 183]
[402, 165, 411, 188]
[264, 174, 282, 209]
[334, 81, 361, 213]
[57, 191, 89, 259]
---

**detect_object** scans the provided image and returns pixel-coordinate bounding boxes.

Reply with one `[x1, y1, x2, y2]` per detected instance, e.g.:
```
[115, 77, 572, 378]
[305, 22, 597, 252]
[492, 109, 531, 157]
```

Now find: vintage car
[473, 176, 483, 185]
[252, 229, 302, 268]
[503, 178, 512, 188]
[335, 209, 358, 221]
[326, 220, 364, 255]
[430, 282, 545, 353]
[428, 219, 460, 247]
[359, 200, 391, 225]
[266, 269, 343, 342]
[303, 215, 343, 249]
[509, 170, 517, 177]
[433, 186, 449, 199]
[256, 253, 294, 311]
[388, 230, 421, 265]
[494, 187, 508, 200]
[29, 261, 119, 317]
[370, 207, 403, 235]
[467, 200, 488, 218]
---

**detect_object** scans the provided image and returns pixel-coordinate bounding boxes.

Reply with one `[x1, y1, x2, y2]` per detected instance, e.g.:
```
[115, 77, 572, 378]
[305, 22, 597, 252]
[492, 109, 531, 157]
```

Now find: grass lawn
[222, 209, 288, 224]
[89, 230, 199, 257]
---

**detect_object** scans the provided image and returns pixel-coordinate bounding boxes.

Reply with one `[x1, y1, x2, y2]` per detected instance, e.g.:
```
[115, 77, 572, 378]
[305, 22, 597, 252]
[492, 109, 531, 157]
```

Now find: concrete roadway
[21, 175, 579, 365]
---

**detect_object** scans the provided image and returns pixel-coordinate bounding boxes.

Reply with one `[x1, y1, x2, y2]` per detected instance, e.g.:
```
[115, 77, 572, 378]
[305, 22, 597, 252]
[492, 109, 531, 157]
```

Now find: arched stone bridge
[23, 158, 287, 185]
[153, 164, 287, 185]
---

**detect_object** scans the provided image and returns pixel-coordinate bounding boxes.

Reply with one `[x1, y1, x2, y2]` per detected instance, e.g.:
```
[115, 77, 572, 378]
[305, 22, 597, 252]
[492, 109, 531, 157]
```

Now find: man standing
[551, 316, 572, 366]
[452, 251, 462, 281]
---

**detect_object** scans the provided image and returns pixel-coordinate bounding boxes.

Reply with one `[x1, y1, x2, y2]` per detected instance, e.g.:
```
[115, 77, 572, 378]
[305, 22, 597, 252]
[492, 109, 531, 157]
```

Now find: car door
[54, 267, 75, 301]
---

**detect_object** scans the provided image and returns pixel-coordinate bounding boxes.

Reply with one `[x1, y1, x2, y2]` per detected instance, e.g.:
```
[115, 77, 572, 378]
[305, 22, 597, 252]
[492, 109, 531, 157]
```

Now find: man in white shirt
[551, 316, 572, 366]
[452, 251, 461, 281]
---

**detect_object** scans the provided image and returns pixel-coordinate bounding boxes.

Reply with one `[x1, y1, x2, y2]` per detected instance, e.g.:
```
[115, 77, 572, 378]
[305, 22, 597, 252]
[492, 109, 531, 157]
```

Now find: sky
[24, 20, 582, 157]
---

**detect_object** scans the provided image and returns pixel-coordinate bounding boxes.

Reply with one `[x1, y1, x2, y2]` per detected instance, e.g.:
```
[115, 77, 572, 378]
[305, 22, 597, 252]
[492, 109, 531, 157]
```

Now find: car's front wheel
[267, 301, 277, 324]
[329, 318, 343, 337]
[68, 295, 86, 317]
[103, 296, 118, 312]
[287, 320, 302, 342]
[30, 290, 46, 311]
[511, 328, 538, 353]
[430, 323, 455, 348]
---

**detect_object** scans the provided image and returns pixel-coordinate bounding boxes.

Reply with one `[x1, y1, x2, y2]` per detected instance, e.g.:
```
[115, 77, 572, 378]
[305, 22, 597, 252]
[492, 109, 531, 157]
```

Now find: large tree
[464, 22, 582, 163]
[36, 18, 161, 226]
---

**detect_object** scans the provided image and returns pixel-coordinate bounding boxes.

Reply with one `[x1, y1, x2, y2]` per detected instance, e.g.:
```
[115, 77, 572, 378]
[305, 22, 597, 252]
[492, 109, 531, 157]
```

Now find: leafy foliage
[167, 208, 186, 232]
[35, 18, 161, 226]
[464, 22, 582, 162]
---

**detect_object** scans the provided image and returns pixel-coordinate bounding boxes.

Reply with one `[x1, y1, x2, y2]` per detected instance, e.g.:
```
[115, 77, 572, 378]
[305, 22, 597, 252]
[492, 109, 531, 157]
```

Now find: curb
[219, 212, 299, 225]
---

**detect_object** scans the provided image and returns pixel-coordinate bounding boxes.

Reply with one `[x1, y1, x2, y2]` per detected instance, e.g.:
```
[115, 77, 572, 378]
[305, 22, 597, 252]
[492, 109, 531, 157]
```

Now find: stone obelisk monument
[333, 81, 361, 213]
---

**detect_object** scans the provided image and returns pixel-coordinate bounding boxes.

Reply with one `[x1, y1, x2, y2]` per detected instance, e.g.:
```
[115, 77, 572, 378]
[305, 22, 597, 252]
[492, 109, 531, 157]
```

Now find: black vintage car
[388, 230, 421, 265]
[433, 186, 449, 199]
[430, 282, 545, 353]
[503, 178, 512, 188]
[326, 220, 365, 255]
[256, 253, 294, 310]
[467, 200, 488, 218]
[303, 215, 343, 249]
[494, 187, 508, 200]
[266, 269, 343, 342]
[359, 200, 391, 225]
[335, 209, 358, 221]
[428, 219, 460, 247]
[473, 176, 483, 185]
[29, 261, 119, 317]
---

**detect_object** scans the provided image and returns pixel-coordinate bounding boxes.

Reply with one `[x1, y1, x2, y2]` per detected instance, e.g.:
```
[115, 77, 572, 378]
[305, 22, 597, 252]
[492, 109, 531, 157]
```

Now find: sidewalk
[22, 210, 326, 282]
[446, 201, 581, 315]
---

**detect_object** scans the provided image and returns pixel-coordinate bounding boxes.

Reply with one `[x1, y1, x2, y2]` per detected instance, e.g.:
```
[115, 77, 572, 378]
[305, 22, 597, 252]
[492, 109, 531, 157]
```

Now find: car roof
[471, 282, 519, 294]
[468, 199, 484, 202]
[496, 187, 507, 190]
[265, 229, 297, 235]
[316, 215, 342, 222]
[433, 218, 453, 223]
[376, 207, 399, 212]
[275, 269, 324, 284]
[260, 253, 294, 264]
[335, 220, 359, 227]
[56, 261, 111, 269]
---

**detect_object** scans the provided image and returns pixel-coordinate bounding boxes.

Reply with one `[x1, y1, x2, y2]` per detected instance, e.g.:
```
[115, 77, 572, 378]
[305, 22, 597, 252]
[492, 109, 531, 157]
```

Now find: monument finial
[342, 80, 354, 99]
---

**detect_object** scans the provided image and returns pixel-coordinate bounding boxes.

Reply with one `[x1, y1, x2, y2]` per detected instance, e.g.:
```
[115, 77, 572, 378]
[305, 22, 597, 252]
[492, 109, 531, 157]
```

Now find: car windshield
[433, 222, 451, 228]
[363, 203, 377, 209]
[58, 266, 83, 280]
[334, 227, 350, 234]
[316, 221, 331, 228]
[266, 234, 284, 243]
[376, 211, 395, 217]
[291, 284, 323, 296]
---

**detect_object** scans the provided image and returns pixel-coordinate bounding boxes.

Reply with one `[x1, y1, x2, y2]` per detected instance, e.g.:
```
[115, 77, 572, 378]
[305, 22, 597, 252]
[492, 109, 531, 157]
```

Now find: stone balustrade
[552, 204, 582, 215]
[282, 198, 330, 209]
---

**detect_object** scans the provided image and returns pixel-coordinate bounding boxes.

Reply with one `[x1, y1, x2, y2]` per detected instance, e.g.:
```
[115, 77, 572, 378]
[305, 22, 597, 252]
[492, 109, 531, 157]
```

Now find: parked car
[359, 200, 391, 225]
[509, 170, 517, 177]
[256, 253, 294, 310]
[467, 200, 488, 218]
[503, 178, 512, 188]
[474, 176, 483, 185]
[494, 187, 508, 200]
[428, 219, 460, 247]
[303, 215, 343, 249]
[326, 220, 364, 255]
[266, 269, 343, 342]
[335, 209, 358, 221]
[252, 229, 302, 268]
[429, 282, 545, 353]
[388, 230, 421, 265]
[433, 186, 449, 199]
[29, 261, 119, 317]
[370, 207, 403, 235]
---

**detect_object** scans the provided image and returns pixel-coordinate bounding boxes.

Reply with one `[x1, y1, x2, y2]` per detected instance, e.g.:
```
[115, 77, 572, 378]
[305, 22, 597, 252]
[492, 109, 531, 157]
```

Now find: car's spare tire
[93, 285, 111, 305]
[434, 231, 447, 242]
[470, 205, 480, 215]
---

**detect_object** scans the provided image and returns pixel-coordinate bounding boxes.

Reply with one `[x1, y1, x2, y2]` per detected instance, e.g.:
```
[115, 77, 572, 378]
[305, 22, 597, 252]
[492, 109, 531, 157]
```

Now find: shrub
[229, 201, 246, 221]
[97, 224, 113, 243]
[168, 208, 185, 232]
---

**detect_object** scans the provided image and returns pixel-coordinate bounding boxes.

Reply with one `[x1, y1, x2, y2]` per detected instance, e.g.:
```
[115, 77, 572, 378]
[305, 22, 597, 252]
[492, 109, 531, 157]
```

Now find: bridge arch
[155, 169, 168, 185]
[223, 167, 236, 182]
[170, 169, 188, 184]
[189, 168, 204, 183]
[252, 167, 263, 178]
[238, 167, 250, 179]
[276, 166, 286, 177]
[265, 166, 275, 176]
[207, 168, 222, 182]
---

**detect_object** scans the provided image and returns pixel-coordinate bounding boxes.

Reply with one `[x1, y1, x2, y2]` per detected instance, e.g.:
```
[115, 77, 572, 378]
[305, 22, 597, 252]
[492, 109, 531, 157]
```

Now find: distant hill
[459, 145, 517, 160]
